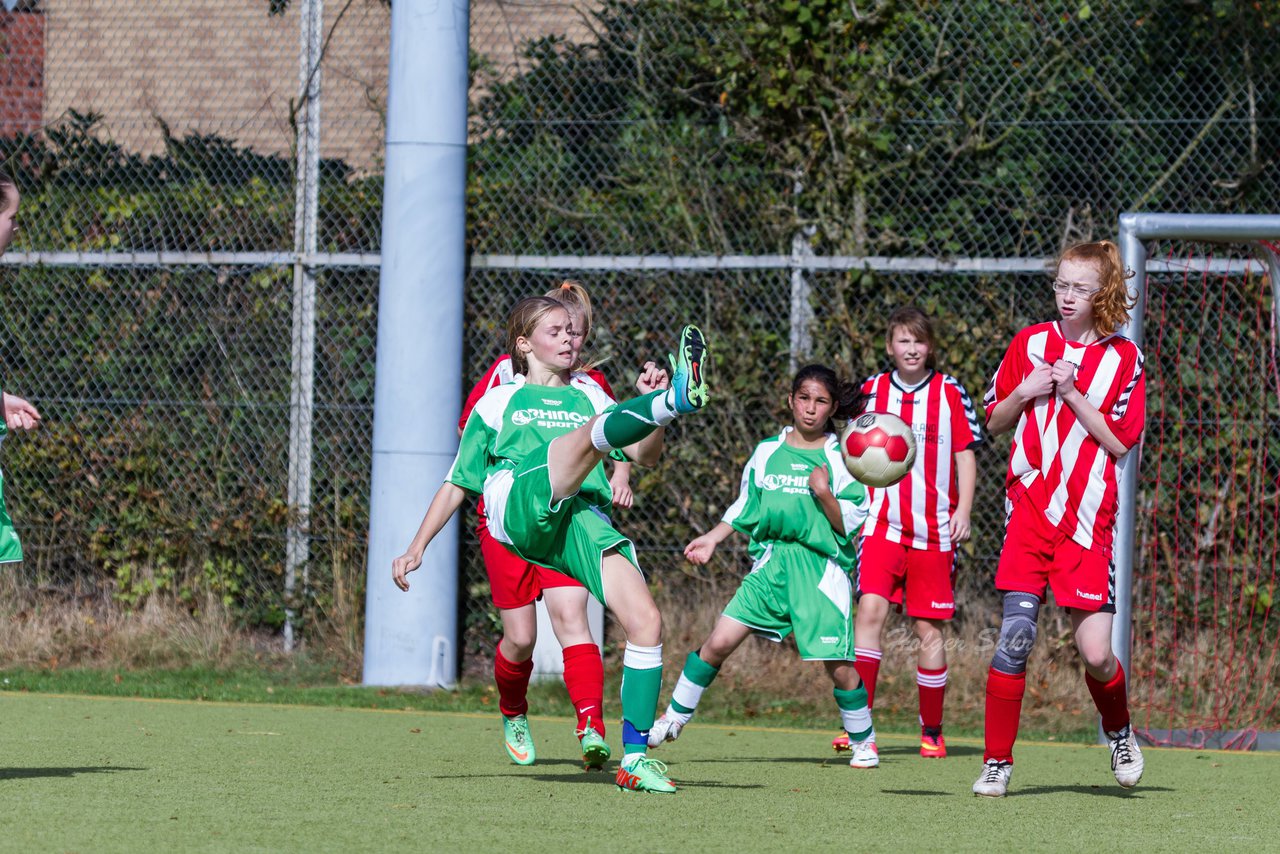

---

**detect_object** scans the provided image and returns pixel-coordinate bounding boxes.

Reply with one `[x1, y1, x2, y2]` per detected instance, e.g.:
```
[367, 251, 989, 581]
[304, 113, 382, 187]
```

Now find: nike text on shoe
[647, 713, 685, 748]
[849, 739, 879, 769]
[1108, 724, 1144, 788]
[972, 759, 1013, 797]
[576, 719, 611, 771]
[668, 324, 710, 413]
[502, 714, 536, 766]
[615, 756, 676, 794]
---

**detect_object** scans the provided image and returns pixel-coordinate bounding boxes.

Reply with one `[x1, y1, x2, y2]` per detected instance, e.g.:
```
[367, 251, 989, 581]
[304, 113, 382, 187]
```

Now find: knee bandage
[992, 591, 1041, 675]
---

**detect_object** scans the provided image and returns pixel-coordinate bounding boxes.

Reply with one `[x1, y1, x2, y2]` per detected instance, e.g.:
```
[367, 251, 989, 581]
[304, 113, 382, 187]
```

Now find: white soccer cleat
[848, 739, 879, 769]
[1108, 724, 1145, 788]
[972, 757, 1013, 798]
[647, 713, 685, 748]
[973, 759, 1013, 797]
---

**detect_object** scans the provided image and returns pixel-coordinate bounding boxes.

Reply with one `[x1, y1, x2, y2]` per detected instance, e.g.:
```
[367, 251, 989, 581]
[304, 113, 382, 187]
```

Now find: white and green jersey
[447, 374, 617, 507]
[722, 427, 867, 569]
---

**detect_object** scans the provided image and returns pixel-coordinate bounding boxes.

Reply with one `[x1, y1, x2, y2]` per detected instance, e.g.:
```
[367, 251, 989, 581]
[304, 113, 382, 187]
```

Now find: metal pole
[362, 0, 469, 687]
[1112, 215, 1149, 692]
[285, 0, 323, 652]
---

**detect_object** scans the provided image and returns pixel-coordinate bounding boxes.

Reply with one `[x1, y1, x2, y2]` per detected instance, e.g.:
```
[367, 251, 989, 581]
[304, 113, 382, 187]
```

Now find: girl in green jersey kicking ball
[648, 364, 880, 768]
[393, 296, 710, 794]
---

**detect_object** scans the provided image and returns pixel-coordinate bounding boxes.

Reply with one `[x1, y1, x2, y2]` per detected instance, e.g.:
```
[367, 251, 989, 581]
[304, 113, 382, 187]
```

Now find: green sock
[590, 389, 678, 452]
[669, 650, 719, 718]
[834, 685, 874, 741]
[621, 643, 664, 752]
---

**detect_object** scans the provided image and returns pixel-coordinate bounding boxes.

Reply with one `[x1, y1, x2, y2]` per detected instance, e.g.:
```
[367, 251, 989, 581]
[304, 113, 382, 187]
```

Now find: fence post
[285, 0, 324, 652]
[789, 178, 815, 372]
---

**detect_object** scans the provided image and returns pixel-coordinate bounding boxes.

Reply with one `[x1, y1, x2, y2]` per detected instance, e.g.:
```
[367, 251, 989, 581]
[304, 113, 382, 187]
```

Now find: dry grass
[0, 574, 281, 672]
[648, 579, 1101, 736]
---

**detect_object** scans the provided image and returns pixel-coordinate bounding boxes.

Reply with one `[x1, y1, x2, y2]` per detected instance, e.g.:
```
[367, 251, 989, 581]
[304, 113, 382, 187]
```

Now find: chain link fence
[0, 1, 1276, 713]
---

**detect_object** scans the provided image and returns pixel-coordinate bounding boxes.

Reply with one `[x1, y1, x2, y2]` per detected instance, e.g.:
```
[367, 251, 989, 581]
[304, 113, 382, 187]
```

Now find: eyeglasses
[1051, 279, 1100, 298]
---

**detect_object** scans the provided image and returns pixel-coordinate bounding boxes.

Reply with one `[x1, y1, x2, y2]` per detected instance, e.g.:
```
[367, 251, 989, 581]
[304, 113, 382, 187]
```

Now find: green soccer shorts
[722, 541, 853, 660]
[484, 440, 639, 605]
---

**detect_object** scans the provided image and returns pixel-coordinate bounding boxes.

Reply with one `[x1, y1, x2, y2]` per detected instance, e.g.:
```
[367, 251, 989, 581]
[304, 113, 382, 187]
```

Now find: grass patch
[0, 692, 1275, 853]
[0, 662, 1097, 745]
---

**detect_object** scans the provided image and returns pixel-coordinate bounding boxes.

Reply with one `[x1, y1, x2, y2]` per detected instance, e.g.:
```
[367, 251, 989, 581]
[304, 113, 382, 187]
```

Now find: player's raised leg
[547, 324, 710, 504]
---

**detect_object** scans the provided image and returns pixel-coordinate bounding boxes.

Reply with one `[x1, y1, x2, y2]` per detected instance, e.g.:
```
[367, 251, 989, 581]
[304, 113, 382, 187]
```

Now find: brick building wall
[5, 0, 590, 171]
[0, 9, 45, 137]
[42, 0, 390, 169]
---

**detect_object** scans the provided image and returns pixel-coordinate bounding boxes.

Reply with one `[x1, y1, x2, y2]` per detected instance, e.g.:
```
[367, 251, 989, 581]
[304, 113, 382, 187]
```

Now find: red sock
[853, 647, 883, 708]
[1085, 658, 1131, 734]
[561, 642, 605, 736]
[984, 668, 1026, 762]
[917, 666, 948, 731]
[494, 643, 533, 717]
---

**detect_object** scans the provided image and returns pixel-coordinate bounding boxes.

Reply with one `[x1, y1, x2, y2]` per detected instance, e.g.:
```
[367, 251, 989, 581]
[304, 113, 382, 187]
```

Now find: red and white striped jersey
[858, 370, 984, 550]
[984, 321, 1146, 555]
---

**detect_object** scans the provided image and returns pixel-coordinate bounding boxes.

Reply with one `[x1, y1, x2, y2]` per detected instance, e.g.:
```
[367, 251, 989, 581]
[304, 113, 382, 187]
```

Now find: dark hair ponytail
[792, 364, 865, 435]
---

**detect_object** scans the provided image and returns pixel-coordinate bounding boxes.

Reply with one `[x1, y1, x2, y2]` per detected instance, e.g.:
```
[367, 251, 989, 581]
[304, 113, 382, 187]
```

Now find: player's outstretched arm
[392, 482, 468, 591]
[3, 392, 41, 431]
[684, 522, 735, 565]
[621, 360, 670, 467]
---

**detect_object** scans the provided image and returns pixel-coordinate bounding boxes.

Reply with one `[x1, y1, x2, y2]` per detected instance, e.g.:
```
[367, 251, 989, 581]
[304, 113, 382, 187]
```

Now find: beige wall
[39, 0, 592, 170]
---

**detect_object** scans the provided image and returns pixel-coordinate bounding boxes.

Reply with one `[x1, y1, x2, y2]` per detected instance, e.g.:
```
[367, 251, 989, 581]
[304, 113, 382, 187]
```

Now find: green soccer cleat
[667, 324, 710, 413]
[577, 719, 611, 771]
[502, 714, 536, 766]
[615, 755, 676, 794]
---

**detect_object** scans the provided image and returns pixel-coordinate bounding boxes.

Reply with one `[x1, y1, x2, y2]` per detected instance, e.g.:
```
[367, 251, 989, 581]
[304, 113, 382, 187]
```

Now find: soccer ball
[840, 412, 917, 488]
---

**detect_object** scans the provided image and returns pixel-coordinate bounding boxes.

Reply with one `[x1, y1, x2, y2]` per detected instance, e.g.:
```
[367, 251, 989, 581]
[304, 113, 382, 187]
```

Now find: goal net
[1118, 214, 1280, 750]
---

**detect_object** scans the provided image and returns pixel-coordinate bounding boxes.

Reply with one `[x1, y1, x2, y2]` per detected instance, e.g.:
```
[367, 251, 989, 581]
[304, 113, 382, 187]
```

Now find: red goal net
[1130, 240, 1280, 750]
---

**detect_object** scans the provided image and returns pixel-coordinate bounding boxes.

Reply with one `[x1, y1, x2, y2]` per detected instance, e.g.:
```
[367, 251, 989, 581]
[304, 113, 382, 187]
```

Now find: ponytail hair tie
[560, 282, 572, 291]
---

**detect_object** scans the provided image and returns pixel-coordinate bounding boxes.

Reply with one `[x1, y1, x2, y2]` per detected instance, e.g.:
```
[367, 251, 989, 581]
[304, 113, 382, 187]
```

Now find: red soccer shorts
[995, 485, 1115, 613]
[856, 533, 957, 620]
[477, 501, 583, 609]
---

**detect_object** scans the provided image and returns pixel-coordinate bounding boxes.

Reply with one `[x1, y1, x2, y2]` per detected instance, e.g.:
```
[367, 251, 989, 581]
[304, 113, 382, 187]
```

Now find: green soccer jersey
[721, 427, 867, 569]
[447, 374, 617, 507]
[0, 424, 20, 563]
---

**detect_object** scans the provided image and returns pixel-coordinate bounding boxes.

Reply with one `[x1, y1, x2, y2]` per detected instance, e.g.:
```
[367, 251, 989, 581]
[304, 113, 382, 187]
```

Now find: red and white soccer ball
[840, 412, 917, 488]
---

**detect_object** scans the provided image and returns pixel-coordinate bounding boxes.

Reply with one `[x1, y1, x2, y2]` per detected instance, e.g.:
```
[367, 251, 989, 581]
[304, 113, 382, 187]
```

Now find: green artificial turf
[0, 666, 1097, 744]
[0, 691, 1274, 852]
